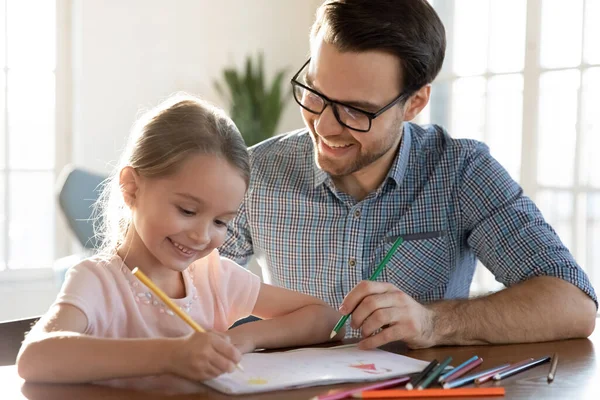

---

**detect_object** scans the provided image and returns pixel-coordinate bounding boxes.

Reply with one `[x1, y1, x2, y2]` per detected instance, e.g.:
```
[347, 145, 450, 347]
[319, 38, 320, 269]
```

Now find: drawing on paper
[204, 346, 431, 395]
[350, 362, 392, 374]
[247, 377, 268, 385]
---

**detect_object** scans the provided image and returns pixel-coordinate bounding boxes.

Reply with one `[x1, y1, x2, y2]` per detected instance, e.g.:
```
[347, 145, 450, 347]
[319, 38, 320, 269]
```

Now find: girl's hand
[167, 331, 242, 381]
[226, 329, 257, 354]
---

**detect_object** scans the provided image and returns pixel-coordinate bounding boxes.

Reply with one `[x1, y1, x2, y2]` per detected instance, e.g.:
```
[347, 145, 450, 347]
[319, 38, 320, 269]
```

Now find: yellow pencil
[132, 267, 244, 371]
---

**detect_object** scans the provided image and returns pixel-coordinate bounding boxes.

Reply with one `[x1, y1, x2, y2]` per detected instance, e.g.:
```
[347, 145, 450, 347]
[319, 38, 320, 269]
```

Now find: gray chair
[54, 166, 107, 286]
[57, 165, 106, 249]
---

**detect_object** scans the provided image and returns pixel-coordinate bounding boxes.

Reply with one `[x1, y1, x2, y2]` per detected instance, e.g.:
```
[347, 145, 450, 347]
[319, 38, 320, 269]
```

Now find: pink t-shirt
[53, 249, 261, 392]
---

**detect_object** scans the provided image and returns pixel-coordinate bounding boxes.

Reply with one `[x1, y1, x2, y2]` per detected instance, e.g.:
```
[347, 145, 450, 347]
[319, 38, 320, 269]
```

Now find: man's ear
[403, 84, 431, 122]
[119, 166, 140, 208]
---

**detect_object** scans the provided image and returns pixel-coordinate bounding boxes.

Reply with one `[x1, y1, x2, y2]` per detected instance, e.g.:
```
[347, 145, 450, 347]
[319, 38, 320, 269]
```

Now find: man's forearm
[428, 276, 596, 346]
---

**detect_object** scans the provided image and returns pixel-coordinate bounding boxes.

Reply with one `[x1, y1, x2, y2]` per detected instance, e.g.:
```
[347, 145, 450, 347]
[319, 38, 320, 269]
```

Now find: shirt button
[348, 258, 356, 267]
[354, 209, 361, 218]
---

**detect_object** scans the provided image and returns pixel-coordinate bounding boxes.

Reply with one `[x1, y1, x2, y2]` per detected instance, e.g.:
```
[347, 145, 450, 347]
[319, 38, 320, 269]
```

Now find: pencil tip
[236, 363, 244, 372]
[329, 330, 336, 339]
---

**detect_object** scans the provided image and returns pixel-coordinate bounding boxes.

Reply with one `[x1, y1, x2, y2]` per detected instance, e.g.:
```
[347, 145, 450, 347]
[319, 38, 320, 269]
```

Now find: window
[422, 0, 600, 293]
[0, 0, 65, 272]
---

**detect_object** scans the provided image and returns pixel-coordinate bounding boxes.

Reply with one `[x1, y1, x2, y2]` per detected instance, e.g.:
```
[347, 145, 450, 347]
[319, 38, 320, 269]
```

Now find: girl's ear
[119, 166, 140, 208]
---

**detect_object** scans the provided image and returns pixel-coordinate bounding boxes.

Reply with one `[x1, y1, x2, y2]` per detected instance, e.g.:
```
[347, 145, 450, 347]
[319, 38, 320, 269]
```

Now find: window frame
[425, 0, 600, 293]
[0, 0, 72, 281]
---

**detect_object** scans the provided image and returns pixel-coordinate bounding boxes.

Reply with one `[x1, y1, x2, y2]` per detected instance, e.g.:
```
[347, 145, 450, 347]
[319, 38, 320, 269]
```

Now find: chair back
[57, 165, 106, 249]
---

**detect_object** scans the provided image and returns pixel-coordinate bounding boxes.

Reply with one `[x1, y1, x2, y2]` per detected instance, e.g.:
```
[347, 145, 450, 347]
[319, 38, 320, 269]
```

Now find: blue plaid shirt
[220, 123, 597, 328]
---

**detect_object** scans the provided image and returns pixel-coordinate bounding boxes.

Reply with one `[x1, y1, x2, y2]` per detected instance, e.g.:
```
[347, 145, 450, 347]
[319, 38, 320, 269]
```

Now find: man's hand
[340, 280, 436, 349]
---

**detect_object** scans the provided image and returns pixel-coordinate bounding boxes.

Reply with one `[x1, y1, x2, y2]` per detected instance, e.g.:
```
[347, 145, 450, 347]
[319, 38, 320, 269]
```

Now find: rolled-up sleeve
[459, 143, 597, 308]
[220, 199, 254, 267]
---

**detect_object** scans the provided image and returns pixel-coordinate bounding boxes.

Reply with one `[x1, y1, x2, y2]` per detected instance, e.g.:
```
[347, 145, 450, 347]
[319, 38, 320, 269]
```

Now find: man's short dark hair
[311, 0, 446, 94]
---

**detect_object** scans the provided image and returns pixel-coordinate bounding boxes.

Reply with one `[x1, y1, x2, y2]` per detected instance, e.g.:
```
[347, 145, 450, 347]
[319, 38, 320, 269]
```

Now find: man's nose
[315, 105, 344, 137]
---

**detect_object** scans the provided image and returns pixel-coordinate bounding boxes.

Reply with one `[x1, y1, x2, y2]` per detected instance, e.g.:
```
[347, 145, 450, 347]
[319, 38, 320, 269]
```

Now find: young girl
[17, 94, 344, 390]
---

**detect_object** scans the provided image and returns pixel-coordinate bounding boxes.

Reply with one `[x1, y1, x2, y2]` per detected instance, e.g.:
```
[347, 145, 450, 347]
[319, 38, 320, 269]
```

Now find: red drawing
[351, 363, 377, 371]
[349, 362, 392, 375]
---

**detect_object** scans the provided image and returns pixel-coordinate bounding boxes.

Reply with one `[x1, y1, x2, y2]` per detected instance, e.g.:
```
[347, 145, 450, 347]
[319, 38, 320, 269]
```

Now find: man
[220, 0, 597, 349]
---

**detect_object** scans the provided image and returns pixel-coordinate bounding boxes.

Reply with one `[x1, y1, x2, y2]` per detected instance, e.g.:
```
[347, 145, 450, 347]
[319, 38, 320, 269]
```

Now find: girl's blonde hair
[94, 93, 249, 255]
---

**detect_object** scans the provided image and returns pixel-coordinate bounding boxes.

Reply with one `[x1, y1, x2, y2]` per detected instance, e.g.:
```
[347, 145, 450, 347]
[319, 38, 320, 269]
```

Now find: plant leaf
[213, 54, 292, 146]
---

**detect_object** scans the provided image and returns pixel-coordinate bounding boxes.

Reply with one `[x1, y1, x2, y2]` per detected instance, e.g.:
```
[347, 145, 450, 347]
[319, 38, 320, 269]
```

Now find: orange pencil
[352, 387, 505, 398]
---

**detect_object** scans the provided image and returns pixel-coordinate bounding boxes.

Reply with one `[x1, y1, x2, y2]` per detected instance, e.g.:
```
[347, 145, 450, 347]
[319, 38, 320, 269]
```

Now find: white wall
[72, 0, 322, 175]
[0, 0, 322, 322]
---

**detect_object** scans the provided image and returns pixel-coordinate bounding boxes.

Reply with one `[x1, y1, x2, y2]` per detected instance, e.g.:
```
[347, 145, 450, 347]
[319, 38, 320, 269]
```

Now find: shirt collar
[312, 159, 329, 188]
[311, 122, 412, 189]
[386, 122, 412, 187]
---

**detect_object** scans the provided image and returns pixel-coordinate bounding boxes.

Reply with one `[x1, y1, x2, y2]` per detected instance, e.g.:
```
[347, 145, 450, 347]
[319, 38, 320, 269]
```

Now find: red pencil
[441, 357, 483, 383]
[352, 387, 505, 398]
[312, 376, 410, 400]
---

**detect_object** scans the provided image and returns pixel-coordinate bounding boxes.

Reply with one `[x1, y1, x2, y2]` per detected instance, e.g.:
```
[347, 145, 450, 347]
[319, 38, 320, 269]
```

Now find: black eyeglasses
[290, 59, 410, 133]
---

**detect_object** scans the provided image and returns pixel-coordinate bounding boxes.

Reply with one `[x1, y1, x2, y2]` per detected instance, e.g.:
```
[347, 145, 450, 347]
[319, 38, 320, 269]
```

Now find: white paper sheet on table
[204, 344, 429, 394]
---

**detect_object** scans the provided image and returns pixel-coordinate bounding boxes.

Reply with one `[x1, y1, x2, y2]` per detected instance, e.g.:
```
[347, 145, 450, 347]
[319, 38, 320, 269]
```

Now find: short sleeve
[53, 258, 117, 334]
[204, 250, 261, 327]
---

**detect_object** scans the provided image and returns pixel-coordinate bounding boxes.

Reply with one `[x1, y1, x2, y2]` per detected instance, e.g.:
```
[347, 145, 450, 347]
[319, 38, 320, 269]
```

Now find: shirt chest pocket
[378, 231, 449, 303]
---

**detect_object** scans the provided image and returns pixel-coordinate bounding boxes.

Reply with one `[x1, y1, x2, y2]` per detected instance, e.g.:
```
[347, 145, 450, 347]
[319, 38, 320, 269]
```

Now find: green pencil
[417, 356, 452, 390]
[329, 236, 404, 339]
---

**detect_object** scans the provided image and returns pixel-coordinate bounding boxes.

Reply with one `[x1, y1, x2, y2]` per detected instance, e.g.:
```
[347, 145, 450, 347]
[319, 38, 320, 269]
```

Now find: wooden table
[1, 326, 598, 400]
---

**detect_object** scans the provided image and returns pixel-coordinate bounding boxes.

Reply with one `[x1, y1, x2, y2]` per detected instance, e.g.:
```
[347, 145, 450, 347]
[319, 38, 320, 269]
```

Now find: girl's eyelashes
[176, 204, 233, 225]
[177, 206, 196, 216]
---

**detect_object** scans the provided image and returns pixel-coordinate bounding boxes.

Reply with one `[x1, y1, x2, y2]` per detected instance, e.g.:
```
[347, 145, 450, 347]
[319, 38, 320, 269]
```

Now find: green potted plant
[214, 53, 290, 147]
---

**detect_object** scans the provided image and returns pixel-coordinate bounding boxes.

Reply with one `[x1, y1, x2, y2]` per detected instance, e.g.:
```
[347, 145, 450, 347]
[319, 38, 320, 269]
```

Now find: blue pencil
[493, 355, 551, 381]
[442, 357, 483, 383]
[443, 363, 511, 389]
[438, 355, 479, 383]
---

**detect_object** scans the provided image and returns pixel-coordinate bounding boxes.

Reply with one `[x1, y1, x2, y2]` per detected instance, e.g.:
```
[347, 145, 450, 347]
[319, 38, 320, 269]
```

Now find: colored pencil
[405, 359, 438, 390]
[352, 387, 506, 398]
[417, 356, 452, 390]
[132, 267, 244, 371]
[474, 358, 533, 384]
[330, 236, 404, 338]
[438, 355, 478, 383]
[493, 355, 551, 381]
[547, 353, 558, 382]
[440, 356, 482, 383]
[312, 376, 410, 400]
[442, 363, 510, 389]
